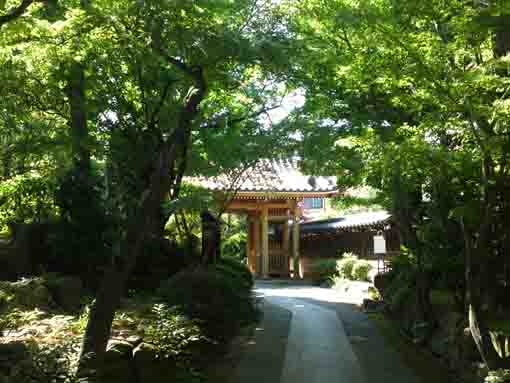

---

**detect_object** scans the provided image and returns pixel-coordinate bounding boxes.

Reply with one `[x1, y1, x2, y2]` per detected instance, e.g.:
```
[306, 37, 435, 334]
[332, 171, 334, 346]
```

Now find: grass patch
[368, 312, 452, 383]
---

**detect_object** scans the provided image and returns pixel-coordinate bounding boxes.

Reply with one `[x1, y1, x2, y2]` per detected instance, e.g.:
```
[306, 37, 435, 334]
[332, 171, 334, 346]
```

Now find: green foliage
[310, 258, 339, 283]
[485, 370, 510, 383]
[368, 286, 382, 301]
[218, 256, 254, 290]
[389, 284, 414, 313]
[221, 231, 247, 260]
[352, 259, 373, 282]
[157, 265, 256, 340]
[336, 253, 359, 280]
[145, 303, 207, 359]
[0, 288, 13, 307]
[26, 339, 80, 383]
[0, 173, 57, 229]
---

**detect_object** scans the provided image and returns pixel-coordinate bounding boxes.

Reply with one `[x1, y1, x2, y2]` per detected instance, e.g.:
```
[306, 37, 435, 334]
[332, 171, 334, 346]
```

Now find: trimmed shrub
[218, 256, 253, 289]
[336, 253, 359, 280]
[157, 265, 256, 340]
[352, 259, 373, 282]
[310, 258, 339, 284]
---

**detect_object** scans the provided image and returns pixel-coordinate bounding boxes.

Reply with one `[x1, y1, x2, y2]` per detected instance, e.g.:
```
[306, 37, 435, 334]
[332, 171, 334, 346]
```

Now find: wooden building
[191, 159, 337, 278]
[299, 211, 401, 278]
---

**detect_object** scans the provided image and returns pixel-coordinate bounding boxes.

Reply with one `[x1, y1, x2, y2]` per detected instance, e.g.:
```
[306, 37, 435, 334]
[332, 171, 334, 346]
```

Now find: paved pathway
[231, 280, 418, 383]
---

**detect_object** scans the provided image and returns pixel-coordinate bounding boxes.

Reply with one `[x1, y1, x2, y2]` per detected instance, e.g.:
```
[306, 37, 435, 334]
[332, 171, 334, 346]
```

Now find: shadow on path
[229, 301, 292, 383]
[229, 280, 418, 383]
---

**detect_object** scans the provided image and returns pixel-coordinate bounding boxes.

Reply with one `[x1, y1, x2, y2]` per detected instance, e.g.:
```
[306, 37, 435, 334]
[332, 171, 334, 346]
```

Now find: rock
[107, 340, 134, 356]
[0, 278, 53, 309]
[126, 335, 143, 348]
[46, 275, 83, 311]
[133, 343, 177, 383]
[100, 341, 136, 383]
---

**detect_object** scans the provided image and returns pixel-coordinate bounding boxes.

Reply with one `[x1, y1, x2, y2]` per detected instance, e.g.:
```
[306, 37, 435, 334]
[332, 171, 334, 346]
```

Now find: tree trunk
[75, 62, 207, 381]
[462, 221, 506, 369]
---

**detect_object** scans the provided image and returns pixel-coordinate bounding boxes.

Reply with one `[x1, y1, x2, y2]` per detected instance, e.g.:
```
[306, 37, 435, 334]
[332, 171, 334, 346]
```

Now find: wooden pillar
[292, 203, 301, 279]
[253, 213, 261, 275]
[246, 216, 255, 274]
[261, 206, 269, 278]
[283, 219, 290, 276]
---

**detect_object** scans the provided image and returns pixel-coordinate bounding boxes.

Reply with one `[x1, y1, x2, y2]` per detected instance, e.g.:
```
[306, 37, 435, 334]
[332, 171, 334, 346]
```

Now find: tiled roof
[300, 211, 391, 233]
[189, 159, 337, 194]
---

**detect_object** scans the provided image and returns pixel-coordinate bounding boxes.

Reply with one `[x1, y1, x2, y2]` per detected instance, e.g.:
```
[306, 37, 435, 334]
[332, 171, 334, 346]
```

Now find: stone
[133, 343, 177, 383]
[126, 335, 143, 348]
[106, 340, 134, 356]
[100, 341, 136, 383]
[46, 275, 83, 311]
[4, 278, 54, 309]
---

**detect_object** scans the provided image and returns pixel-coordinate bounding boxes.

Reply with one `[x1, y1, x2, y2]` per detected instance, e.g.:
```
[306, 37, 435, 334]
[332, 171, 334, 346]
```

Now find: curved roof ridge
[187, 158, 337, 194]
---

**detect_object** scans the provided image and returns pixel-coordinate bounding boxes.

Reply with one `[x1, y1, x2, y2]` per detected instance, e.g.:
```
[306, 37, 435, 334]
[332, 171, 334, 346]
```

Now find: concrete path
[230, 280, 418, 383]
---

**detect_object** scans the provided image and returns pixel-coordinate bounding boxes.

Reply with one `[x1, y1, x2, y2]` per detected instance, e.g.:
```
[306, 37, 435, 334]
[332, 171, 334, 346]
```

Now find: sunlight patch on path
[255, 283, 367, 383]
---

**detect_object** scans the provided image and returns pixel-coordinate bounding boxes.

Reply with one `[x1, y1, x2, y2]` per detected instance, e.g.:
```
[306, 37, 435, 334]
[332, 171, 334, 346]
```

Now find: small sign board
[373, 235, 386, 254]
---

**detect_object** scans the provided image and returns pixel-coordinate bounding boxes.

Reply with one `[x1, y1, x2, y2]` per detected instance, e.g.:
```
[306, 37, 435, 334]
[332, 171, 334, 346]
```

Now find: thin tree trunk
[76, 61, 207, 381]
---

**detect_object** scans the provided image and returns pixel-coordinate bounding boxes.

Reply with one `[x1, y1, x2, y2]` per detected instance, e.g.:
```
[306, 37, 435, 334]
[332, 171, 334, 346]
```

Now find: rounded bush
[311, 259, 339, 284]
[352, 260, 373, 282]
[157, 265, 256, 340]
[336, 253, 359, 280]
[219, 256, 253, 290]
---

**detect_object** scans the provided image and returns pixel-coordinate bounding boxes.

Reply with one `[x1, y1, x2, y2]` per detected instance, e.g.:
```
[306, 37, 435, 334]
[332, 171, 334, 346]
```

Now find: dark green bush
[310, 258, 339, 284]
[218, 256, 253, 289]
[157, 265, 256, 340]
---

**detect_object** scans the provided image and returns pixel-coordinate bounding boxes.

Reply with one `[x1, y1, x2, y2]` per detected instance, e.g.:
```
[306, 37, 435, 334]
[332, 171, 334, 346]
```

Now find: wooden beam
[226, 201, 291, 211]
